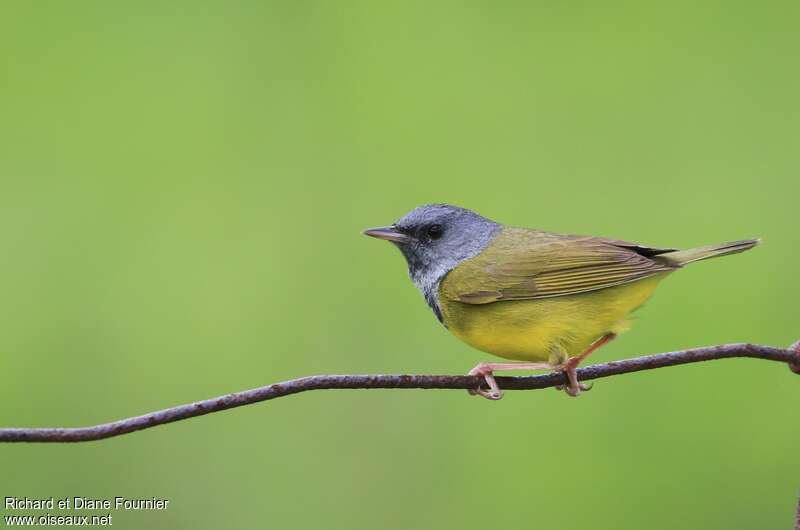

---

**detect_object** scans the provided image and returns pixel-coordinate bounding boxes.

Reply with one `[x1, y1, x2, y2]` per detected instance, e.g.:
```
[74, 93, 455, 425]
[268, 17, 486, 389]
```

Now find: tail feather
[658, 239, 760, 266]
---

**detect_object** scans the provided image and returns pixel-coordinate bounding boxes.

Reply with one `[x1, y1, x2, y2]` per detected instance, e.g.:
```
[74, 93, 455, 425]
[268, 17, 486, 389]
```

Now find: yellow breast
[438, 274, 667, 364]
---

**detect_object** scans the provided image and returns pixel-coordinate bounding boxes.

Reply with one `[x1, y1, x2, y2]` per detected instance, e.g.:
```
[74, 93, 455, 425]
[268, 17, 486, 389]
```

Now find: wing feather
[441, 228, 678, 304]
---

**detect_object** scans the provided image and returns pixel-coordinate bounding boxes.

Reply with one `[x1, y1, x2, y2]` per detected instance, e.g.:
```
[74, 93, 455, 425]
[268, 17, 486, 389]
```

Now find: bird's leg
[556, 333, 617, 397]
[468, 362, 553, 400]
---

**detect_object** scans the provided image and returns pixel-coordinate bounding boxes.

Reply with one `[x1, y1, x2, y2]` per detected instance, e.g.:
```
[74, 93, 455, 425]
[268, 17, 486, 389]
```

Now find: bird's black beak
[362, 225, 414, 244]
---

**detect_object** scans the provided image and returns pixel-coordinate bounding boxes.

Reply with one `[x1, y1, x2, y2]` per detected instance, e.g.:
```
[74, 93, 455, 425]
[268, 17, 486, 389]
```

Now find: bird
[363, 204, 759, 400]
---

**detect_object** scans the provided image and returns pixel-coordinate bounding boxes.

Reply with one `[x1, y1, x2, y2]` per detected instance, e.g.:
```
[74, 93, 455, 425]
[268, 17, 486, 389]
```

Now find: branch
[2, 341, 798, 443]
[796, 497, 800, 530]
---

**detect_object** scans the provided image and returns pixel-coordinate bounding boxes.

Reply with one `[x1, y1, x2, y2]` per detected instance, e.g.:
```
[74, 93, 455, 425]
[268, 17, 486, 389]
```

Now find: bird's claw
[467, 364, 504, 400]
[555, 381, 593, 393]
[553, 364, 593, 396]
[469, 385, 503, 400]
[563, 381, 593, 397]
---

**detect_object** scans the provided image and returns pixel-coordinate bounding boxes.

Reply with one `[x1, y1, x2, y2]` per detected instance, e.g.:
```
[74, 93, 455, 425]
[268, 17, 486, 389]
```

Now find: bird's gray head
[363, 204, 500, 321]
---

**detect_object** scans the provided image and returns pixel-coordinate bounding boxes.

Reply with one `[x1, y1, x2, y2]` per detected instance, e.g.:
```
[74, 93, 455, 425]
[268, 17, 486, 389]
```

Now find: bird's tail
[659, 239, 761, 266]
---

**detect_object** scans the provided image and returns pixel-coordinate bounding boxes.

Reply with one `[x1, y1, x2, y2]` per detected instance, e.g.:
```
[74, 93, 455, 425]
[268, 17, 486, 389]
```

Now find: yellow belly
[438, 274, 667, 364]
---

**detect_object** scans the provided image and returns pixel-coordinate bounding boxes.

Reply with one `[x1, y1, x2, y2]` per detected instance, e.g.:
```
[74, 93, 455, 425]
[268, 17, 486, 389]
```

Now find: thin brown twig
[795, 496, 800, 530]
[1, 341, 798, 443]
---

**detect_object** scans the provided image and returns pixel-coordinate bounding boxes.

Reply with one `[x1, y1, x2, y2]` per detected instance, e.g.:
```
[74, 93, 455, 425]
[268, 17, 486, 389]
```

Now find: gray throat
[409, 266, 449, 324]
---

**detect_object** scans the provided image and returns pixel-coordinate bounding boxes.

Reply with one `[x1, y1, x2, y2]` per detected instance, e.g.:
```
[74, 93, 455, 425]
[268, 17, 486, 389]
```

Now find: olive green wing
[441, 228, 678, 305]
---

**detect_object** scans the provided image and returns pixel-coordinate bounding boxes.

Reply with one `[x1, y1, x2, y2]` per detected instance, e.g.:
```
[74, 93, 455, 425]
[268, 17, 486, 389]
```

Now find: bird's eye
[427, 224, 443, 240]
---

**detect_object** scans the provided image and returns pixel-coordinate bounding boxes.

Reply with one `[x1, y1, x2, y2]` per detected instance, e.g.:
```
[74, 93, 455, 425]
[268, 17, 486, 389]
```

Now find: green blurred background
[1, 2, 798, 529]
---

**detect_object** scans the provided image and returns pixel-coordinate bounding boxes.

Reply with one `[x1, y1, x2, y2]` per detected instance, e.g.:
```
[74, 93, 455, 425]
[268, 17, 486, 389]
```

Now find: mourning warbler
[363, 204, 759, 400]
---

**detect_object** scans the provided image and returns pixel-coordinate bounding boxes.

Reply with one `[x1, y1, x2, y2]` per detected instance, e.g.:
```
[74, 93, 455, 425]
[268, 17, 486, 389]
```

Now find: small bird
[364, 204, 759, 400]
